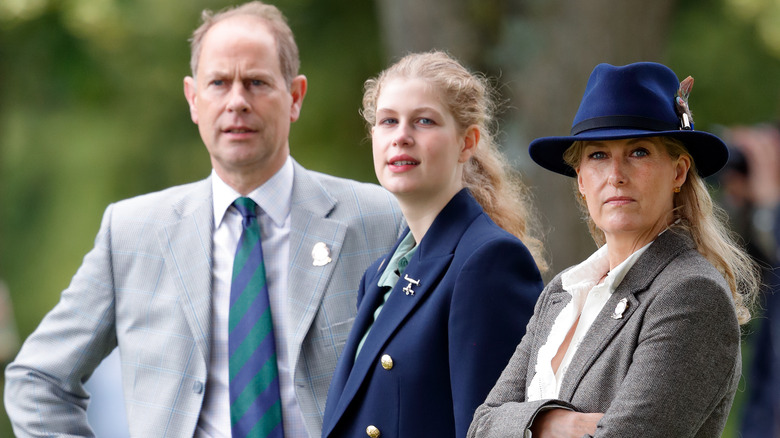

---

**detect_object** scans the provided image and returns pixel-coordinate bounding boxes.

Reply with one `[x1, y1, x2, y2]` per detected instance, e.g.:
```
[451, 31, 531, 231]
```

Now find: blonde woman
[469, 62, 759, 438]
[322, 51, 546, 438]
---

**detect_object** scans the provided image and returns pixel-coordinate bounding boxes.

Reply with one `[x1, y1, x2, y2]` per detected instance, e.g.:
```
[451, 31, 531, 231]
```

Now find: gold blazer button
[366, 425, 381, 437]
[380, 354, 394, 370]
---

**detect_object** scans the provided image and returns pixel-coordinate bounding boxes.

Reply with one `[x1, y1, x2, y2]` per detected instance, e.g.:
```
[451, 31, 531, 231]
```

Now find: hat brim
[528, 128, 729, 178]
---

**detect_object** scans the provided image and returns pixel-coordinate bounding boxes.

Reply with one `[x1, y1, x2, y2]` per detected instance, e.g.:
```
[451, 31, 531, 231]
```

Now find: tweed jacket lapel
[519, 282, 572, 397]
[157, 177, 215, 364]
[557, 230, 694, 401]
[327, 189, 479, 424]
[286, 160, 346, 372]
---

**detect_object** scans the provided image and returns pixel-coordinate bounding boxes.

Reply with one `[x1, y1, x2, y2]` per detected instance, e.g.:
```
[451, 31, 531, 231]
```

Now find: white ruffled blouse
[526, 240, 652, 401]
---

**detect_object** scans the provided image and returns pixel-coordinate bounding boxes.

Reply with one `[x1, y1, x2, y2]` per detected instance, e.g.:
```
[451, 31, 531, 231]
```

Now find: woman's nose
[392, 123, 414, 147]
[608, 159, 626, 187]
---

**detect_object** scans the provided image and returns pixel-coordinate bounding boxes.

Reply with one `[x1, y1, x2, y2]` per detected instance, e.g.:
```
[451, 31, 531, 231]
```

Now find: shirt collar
[562, 240, 653, 295]
[377, 231, 418, 289]
[212, 156, 294, 228]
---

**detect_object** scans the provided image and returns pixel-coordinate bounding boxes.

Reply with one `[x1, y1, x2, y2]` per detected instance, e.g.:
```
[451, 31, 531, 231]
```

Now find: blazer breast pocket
[320, 316, 356, 350]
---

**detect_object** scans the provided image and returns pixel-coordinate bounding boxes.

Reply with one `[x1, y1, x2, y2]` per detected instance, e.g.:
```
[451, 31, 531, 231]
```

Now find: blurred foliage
[0, 0, 779, 436]
[669, 0, 780, 127]
[725, 0, 780, 57]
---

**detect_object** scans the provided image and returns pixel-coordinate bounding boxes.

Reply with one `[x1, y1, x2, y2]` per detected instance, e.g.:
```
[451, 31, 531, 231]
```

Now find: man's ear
[289, 75, 308, 122]
[184, 76, 199, 124]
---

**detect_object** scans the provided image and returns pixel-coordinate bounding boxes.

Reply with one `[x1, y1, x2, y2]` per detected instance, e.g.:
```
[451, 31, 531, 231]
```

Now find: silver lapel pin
[311, 242, 332, 267]
[402, 274, 420, 296]
[611, 298, 629, 319]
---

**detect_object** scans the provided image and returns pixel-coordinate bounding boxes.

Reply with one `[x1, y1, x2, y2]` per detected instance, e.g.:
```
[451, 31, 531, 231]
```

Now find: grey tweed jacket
[468, 229, 741, 438]
[5, 158, 403, 438]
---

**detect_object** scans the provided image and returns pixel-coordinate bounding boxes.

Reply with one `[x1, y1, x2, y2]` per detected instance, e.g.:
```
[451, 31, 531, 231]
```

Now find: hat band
[571, 115, 680, 136]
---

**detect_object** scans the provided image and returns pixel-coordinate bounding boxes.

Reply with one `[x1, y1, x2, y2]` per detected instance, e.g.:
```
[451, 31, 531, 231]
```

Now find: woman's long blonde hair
[362, 51, 547, 271]
[564, 137, 759, 323]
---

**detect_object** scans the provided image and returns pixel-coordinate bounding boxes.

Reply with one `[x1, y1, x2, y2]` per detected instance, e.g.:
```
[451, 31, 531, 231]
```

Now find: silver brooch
[311, 242, 332, 267]
[402, 274, 420, 296]
[611, 298, 629, 319]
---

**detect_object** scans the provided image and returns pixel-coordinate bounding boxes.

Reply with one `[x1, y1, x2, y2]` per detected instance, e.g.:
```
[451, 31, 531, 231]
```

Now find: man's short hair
[189, 1, 300, 87]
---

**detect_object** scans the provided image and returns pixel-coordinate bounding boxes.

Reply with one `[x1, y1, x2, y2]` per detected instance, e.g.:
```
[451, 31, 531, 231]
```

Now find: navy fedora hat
[528, 62, 729, 177]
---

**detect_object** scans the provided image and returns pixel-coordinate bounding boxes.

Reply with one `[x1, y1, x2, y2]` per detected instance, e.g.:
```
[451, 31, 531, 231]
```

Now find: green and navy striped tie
[229, 197, 284, 438]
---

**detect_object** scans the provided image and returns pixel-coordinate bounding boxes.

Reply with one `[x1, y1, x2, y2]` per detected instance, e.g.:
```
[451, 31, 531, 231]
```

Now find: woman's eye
[631, 148, 649, 157]
[379, 118, 397, 125]
[587, 151, 607, 160]
[418, 118, 435, 125]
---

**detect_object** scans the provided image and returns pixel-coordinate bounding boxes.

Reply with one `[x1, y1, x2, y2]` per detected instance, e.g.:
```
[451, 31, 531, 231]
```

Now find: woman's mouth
[388, 155, 420, 172]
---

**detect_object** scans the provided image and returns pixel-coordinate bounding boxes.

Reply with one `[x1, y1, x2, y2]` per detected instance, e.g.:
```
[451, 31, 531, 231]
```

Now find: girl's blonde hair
[563, 137, 759, 323]
[363, 51, 547, 271]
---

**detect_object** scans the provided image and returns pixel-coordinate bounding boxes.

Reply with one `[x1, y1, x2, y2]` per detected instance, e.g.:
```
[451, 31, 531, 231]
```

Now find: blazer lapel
[322, 232, 408, 437]
[328, 251, 453, 426]
[286, 160, 346, 372]
[325, 268, 388, 402]
[557, 230, 693, 400]
[557, 289, 640, 401]
[157, 178, 215, 364]
[326, 189, 481, 427]
[517, 280, 573, 390]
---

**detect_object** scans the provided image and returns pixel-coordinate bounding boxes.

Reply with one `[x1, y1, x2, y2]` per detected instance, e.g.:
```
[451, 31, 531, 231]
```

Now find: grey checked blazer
[5, 159, 403, 438]
[468, 229, 741, 438]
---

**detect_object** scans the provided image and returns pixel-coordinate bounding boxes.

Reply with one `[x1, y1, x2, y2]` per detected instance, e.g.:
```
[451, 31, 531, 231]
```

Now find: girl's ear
[459, 125, 479, 163]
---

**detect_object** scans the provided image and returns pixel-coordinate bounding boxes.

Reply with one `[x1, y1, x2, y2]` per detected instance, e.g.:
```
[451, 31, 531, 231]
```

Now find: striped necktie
[229, 197, 284, 438]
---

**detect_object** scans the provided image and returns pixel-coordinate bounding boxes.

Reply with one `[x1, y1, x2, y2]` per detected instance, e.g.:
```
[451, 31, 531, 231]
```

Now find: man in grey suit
[4, 2, 402, 437]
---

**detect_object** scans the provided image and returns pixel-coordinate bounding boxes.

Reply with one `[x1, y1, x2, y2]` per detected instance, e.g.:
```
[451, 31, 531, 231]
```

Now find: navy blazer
[322, 189, 543, 438]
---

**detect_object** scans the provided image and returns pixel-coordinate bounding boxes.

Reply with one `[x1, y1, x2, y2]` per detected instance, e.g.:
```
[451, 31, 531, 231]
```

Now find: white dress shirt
[527, 240, 651, 402]
[196, 157, 308, 438]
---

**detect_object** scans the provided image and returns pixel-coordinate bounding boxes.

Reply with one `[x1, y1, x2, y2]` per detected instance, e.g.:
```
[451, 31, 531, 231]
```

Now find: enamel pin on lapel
[311, 242, 332, 266]
[611, 298, 629, 319]
[402, 274, 420, 296]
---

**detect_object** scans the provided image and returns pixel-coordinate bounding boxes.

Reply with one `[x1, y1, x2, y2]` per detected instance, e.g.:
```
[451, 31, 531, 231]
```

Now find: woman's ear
[576, 168, 586, 196]
[673, 154, 692, 188]
[459, 125, 479, 163]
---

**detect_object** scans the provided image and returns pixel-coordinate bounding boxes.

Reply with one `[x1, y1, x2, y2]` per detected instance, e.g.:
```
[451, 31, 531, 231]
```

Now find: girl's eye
[379, 118, 397, 126]
[418, 118, 435, 125]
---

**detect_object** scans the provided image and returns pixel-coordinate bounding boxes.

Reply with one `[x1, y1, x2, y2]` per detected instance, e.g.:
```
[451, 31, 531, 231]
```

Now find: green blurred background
[2, 0, 780, 436]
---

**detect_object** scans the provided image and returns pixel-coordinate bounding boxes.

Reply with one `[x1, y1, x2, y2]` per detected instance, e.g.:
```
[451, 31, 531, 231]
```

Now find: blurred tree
[725, 0, 780, 58]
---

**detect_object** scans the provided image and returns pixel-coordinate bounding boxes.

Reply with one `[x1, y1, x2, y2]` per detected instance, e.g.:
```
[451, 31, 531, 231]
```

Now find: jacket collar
[557, 228, 696, 400]
[323, 188, 485, 434]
